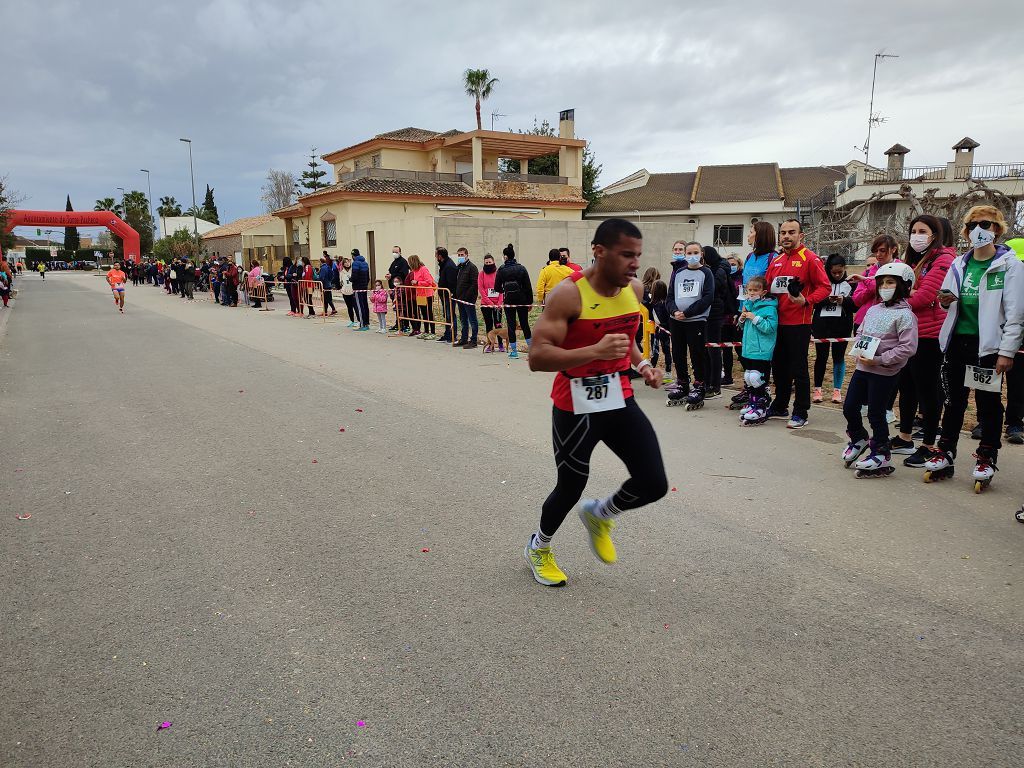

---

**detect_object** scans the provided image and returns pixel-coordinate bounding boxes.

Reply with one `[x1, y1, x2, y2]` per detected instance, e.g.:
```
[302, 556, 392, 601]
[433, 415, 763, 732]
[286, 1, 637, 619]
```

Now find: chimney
[884, 143, 910, 174]
[558, 108, 575, 139]
[952, 136, 979, 178]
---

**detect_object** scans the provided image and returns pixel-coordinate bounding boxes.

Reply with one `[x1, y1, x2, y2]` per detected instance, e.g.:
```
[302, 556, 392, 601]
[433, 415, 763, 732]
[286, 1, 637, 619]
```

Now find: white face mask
[969, 226, 996, 249]
[684, 254, 701, 267]
[909, 233, 932, 253]
[878, 287, 896, 302]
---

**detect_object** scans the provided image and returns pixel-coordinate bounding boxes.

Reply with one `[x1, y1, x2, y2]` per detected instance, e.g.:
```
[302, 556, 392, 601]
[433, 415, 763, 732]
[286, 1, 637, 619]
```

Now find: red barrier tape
[706, 337, 857, 348]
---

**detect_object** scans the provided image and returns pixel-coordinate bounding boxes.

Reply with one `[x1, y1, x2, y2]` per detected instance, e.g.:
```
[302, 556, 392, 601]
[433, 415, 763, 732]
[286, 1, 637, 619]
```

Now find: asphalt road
[2, 273, 1022, 767]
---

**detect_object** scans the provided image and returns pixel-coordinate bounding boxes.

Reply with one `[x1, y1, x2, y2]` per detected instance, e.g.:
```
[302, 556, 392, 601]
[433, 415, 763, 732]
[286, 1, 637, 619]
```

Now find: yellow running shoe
[524, 539, 567, 587]
[577, 500, 617, 564]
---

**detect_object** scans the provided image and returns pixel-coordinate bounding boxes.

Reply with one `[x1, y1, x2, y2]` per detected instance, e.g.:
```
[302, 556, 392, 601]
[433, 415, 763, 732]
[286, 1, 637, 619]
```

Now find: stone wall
[473, 180, 584, 203]
[202, 234, 242, 260]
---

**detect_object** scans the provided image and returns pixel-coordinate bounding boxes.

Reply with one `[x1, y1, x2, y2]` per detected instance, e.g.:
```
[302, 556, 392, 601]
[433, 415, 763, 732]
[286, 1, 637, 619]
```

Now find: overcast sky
[4, 0, 1022, 238]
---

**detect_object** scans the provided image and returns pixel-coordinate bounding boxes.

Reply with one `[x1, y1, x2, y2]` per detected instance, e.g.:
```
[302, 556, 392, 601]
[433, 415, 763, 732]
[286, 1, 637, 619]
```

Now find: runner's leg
[592, 399, 669, 518]
[537, 407, 602, 544]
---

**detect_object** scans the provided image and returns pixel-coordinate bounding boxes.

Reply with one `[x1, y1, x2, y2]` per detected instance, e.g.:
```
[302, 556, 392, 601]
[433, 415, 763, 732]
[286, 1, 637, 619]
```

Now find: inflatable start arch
[4, 209, 142, 263]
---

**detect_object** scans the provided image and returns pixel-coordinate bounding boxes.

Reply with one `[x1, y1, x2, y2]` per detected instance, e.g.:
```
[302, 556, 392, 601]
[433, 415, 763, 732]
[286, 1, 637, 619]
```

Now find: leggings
[1004, 351, 1024, 429]
[540, 398, 669, 539]
[342, 293, 356, 322]
[706, 318, 723, 391]
[418, 302, 435, 334]
[669, 319, 707, 386]
[739, 356, 771, 400]
[843, 369, 900, 446]
[897, 337, 943, 445]
[938, 335, 1004, 454]
[651, 329, 671, 374]
[813, 341, 849, 390]
[481, 306, 502, 333]
[287, 284, 300, 313]
[505, 306, 531, 346]
[771, 324, 813, 418]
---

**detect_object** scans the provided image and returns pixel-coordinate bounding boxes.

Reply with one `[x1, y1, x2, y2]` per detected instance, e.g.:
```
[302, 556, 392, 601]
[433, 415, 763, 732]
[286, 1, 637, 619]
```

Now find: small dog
[483, 327, 528, 353]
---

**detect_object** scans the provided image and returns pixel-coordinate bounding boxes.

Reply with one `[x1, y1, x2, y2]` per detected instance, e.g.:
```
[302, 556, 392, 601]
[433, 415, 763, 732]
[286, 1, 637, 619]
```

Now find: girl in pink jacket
[850, 235, 901, 327]
[891, 215, 955, 465]
[476, 253, 503, 338]
[371, 280, 389, 333]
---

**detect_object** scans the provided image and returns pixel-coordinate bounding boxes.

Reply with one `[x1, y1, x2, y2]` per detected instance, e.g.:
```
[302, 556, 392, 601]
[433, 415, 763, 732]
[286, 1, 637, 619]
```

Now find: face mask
[685, 255, 701, 267]
[672, 253, 685, 262]
[879, 287, 896, 302]
[730, 264, 738, 274]
[909, 233, 932, 253]
[969, 226, 995, 248]
[457, 256, 466, 265]
[483, 263, 496, 274]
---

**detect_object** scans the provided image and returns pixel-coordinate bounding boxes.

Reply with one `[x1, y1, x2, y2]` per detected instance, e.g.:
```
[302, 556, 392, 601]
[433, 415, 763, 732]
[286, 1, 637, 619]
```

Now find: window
[322, 219, 337, 247]
[371, 153, 381, 168]
[713, 224, 744, 246]
[292, 227, 300, 245]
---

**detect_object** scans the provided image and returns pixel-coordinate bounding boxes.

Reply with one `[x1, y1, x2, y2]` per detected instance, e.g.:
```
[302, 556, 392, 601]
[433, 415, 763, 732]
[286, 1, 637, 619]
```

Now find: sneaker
[1007, 426, 1024, 445]
[463, 341, 477, 350]
[721, 378, 734, 386]
[903, 445, 932, 468]
[912, 429, 925, 440]
[766, 405, 790, 420]
[355, 326, 370, 332]
[970, 424, 982, 440]
[832, 390, 843, 404]
[786, 415, 807, 430]
[577, 500, 617, 564]
[508, 348, 519, 359]
[890, 436, 915, 455]
[347, 321, 358, 328]
[705, 389, 722, 400]
[524, 538, 567, 587]
[885, 410, 896, 424]
[435, 336, 451, 343]
[813, 387, 823, 403]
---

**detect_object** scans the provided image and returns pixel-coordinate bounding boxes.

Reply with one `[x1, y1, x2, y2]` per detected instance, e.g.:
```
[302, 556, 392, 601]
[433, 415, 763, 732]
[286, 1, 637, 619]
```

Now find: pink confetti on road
[671, 487, 678, 492]
[15, 513, 31, 521]
[357, 721, 365, 728]
[312, 459, 319, 464]
[339, 427, 346, 432]
[421, 548, 430, 553]
[157, 721, 172, 731]
[355, 408, 363, 413]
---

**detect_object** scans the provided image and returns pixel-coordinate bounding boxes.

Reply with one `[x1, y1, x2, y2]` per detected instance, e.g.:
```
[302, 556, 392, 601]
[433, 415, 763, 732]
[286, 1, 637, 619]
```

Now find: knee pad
[744, 369, 765, 389]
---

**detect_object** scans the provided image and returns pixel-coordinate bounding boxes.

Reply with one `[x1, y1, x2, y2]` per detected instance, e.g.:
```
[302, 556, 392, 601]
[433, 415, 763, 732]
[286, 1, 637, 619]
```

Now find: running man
[38, 262, 46, 280]
[524, 218, 669, 587]
[106, 262, 127, 313]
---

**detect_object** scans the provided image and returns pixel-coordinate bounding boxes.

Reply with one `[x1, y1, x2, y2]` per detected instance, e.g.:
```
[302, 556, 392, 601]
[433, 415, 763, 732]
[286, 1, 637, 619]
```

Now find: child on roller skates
[841, 263, 918, 477]
[924, 205, 1024, 492]
[665, 241, 714, 410]
[737, 276, 777, 425]
[649, 280, 673, 383]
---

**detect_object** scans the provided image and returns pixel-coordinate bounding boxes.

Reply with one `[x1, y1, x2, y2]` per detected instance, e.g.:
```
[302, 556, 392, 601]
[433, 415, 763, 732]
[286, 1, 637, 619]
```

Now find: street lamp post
[140, 168, 156, 242]
[179, 138, 199, 243]
[116, 186, 126, 219]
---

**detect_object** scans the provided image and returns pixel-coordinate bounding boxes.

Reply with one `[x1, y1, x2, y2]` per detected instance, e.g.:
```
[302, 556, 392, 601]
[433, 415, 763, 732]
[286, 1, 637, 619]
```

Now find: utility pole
[857, 52, 899, 166]
[180, 138, 199, 241]
[140, 169, 156, 241]
[490, 110, 506, 130]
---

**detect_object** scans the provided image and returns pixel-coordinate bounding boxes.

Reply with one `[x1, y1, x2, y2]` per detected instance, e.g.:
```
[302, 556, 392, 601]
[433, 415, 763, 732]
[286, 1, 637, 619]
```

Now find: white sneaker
[886, 410, 896, 424]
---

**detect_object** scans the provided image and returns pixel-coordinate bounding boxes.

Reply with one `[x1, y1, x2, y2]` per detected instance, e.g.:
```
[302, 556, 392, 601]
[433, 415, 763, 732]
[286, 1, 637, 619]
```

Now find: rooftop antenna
[490, 110, 507, 130]
[856, 51, 899, 166]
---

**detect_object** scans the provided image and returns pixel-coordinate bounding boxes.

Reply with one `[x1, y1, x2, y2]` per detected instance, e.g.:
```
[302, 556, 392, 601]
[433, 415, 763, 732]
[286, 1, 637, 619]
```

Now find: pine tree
[64, 195, 80, 252]
[202, 184, 219, 224]
[299, 147, 328, 192]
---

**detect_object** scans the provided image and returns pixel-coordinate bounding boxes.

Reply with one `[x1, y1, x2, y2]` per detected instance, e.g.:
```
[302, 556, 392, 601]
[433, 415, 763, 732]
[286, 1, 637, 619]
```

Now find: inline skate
[972, 445, 998, 494]
[728, 386, 750, 410]
[741, 395, 768, 426]
[684, 381, 706, 411]
[854, 440, 895, 479]
[922, 447, 955, 483]
[665, 380, 690, 407]
[842, 438, 869, 468]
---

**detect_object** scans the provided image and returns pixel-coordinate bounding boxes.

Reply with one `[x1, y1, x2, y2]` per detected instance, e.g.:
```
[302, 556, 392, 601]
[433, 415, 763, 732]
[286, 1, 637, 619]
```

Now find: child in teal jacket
[738, 275, 778, 424]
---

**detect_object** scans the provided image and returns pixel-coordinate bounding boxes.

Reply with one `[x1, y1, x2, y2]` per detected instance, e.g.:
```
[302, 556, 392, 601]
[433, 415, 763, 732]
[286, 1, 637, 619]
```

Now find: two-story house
[274, 112, 591, 277]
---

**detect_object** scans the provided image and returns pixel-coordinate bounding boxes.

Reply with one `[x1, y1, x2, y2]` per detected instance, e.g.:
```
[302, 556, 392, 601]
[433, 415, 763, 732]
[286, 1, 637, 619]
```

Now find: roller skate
[922, 447, 955, 484]
[741, 395, 768, 426]
[728, 386, 750, 410]
[842, 438, 869, 468]
[666, 381, 689, 407]
[971, 446, 998, 494]
[1016, 506, 1024, 524]
[684, 381, 706, 411]
[854, 440, 895, 479]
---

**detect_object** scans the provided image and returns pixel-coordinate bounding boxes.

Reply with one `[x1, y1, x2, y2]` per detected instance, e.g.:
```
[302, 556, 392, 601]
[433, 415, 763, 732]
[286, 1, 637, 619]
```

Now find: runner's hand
[591, 334, 631, 360]
[996, 355, 1014, 374]
[642, 365, 663, 389]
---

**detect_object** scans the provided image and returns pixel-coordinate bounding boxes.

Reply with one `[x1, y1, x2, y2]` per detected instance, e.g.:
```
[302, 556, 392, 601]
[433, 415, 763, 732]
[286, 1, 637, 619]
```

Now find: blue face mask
[685, 254, 701, 267]
[457, 256, 466, 265]
[672, 254, 685, 262]
[730, 264, 738, 274]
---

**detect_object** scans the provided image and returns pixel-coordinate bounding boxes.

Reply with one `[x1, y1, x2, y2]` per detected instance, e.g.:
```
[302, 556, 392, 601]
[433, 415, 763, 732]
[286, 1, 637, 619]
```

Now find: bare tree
[0, 175, 26, 252]
[260, 169, 298, 213]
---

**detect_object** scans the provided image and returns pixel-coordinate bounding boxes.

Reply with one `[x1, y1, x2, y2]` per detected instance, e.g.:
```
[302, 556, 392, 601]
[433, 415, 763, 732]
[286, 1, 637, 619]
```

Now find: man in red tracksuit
[764, 219, 830, 429]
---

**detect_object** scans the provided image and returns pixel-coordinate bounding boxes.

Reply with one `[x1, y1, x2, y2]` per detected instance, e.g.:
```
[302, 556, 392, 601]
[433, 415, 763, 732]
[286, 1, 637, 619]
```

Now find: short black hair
[559, 247, 570, 255]
[436, 247, 448, 259]
[548, 248, 561, 262]
[592, 218, 642, 248]
[781, 218, 802, 233]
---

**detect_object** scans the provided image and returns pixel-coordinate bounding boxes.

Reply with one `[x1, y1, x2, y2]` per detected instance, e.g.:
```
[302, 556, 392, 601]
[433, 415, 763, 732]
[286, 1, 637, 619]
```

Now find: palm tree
[463, 69, 499, 130]
[157, 196, 182, 218]
[184, 204, 205, 220]
[94, 197, 123, 218]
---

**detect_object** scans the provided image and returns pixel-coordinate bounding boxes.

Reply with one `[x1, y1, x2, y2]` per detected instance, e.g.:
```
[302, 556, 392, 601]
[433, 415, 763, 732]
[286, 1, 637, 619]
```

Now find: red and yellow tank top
[551, 272, 641, 411]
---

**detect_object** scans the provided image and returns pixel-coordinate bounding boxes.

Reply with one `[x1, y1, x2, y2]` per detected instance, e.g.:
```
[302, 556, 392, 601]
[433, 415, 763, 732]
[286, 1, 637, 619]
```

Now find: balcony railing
[864, 163, 1024, 184]
[337, 167, 473, 184]
[482, 171, 568, 185]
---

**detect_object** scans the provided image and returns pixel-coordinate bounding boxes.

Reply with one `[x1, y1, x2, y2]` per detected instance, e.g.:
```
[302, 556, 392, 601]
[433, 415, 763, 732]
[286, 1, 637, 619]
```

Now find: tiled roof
[884, 143, 910, 155]
[953, 136, 979, 150]
[692, 163, 782, 203]
[201, 215, 276, 239]
[589, 172, 697, 213]
[338, 177, 476, 197]
[374, 127, 445, 142]
[272, 203, 304, 215]
[778, 166, 846, 206]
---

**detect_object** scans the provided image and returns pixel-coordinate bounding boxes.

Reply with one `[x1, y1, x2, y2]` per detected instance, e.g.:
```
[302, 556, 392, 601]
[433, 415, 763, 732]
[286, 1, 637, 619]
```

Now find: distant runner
[524, 218, 669, 587]
[37, 262, 46, 280]
[106, 262, 127, 313]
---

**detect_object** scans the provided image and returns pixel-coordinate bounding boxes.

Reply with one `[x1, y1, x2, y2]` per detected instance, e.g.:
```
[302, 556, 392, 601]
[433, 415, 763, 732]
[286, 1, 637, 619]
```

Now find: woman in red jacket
[890, 214, 956, 467]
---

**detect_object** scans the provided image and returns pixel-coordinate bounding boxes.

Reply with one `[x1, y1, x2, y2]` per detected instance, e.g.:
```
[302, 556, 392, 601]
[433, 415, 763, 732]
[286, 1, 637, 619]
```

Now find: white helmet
[874, 261, 915, 285]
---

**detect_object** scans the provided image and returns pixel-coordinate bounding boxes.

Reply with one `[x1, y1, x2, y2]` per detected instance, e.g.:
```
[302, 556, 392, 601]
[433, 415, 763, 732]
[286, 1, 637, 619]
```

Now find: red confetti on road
[15, 513, 31, 521]
[421, 548, 430, 553]
[355, 408, 363, 413]
[339, 427, 346, 432]
[238, 390, 244, 393]
[671, 487, 678, 492]
[311, 459, 318, 464]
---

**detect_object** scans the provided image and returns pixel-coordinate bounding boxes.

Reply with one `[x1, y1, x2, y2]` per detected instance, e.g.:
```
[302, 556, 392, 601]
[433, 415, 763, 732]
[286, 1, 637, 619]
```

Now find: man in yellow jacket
[536, 248, 573, 304]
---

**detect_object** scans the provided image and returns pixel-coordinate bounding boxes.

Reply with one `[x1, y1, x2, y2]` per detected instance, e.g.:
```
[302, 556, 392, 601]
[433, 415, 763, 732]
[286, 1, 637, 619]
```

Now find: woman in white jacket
[924, 205, 1024, 492]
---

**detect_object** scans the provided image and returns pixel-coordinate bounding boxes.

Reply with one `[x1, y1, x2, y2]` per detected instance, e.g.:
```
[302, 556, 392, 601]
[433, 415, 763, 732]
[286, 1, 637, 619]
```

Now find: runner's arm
[528, 279, 629, 372]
